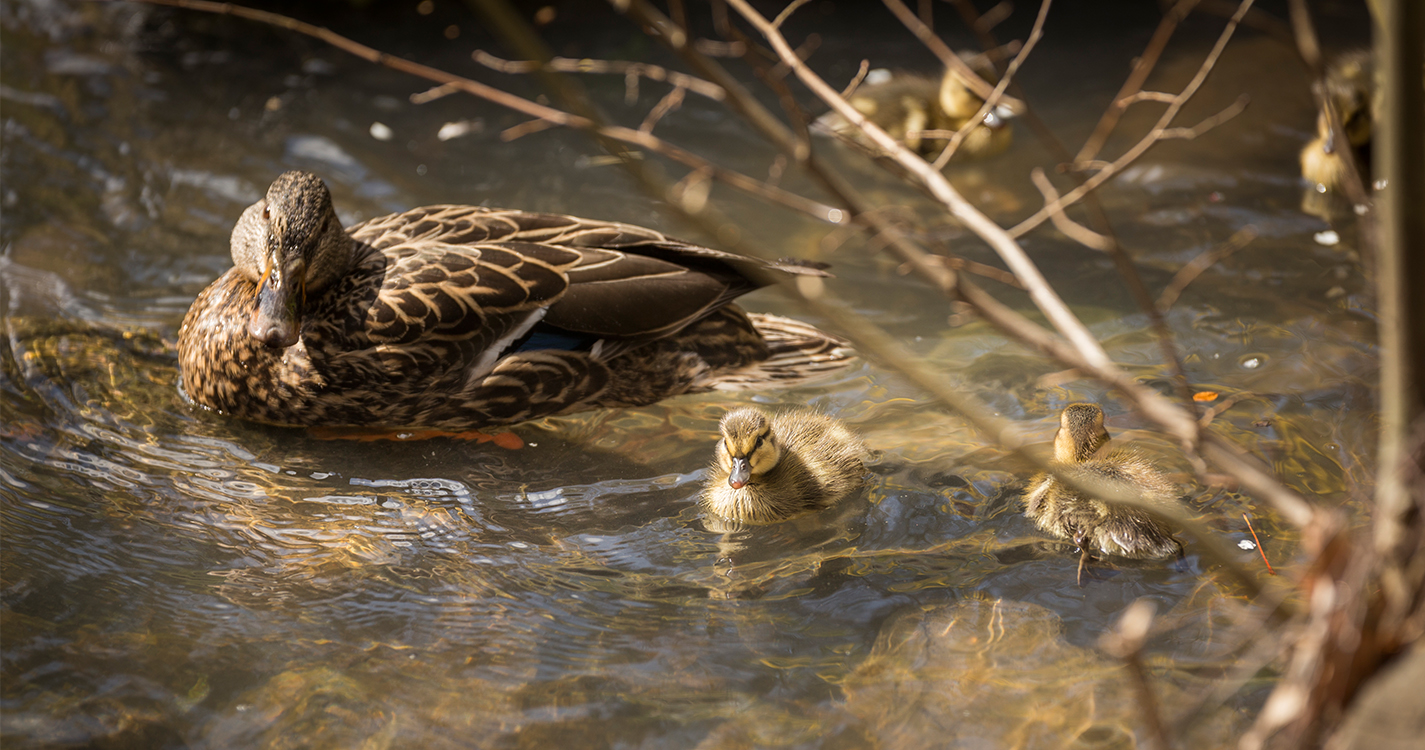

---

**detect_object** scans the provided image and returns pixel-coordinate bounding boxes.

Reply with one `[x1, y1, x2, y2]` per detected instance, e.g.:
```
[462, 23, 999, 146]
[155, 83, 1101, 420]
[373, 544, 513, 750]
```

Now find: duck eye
[753, 435, 764, 451]
[262, 206, 271, 221]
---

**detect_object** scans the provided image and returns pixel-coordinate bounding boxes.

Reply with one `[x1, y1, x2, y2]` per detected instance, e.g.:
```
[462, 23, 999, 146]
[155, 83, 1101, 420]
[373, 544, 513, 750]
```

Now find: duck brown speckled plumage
[701, 406, 866, 524]
[177, 171, 854, 431]
[1022, 403, 1184, 581]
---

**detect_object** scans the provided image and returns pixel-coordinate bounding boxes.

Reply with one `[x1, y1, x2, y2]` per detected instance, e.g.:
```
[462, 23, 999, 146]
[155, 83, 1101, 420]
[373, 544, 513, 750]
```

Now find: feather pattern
[1021, 403, 1185, 561]
[178, 171, 854, 431]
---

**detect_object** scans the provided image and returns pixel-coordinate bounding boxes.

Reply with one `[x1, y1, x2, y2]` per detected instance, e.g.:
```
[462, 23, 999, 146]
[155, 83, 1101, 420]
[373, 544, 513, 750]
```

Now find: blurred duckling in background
[1023, 403, 1184, 583]
[815, 55, 1016, 161]
[1299, 49, 1378, 197]
[702, 406, 866, 524]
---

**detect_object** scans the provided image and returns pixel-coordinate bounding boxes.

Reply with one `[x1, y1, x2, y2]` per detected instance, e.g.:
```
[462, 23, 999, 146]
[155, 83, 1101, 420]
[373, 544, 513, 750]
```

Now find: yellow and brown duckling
[1299, 50, 1379, 196]
[702, 406, 866, 524]
[1023, 403, 1184, 582]
[177, 171, 855, 433]
[815, 55, 1016, 161]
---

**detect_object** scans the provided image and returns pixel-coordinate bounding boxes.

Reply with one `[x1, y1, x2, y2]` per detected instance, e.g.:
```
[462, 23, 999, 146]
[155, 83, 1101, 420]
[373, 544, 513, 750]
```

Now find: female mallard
[1300, 50, 1378, 195]
[1022, 403, 1184, 581]
[702, 406, 866, 524]
[815, 56, 1015, 160]
[177, 171, 853, 431]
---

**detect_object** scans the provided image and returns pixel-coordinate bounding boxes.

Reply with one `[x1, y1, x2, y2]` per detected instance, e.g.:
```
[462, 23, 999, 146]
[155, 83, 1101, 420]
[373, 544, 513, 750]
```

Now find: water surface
[1, 1, 1377, 747]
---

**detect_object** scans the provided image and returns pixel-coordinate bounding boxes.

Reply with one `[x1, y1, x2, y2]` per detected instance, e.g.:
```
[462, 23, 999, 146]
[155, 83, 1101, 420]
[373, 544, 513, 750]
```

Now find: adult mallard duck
[1299, 49, 1378, 196]
[702, 406, 866, 524]
[1022, 403, 1184, 582]
[177, 171, 854, 432]
[814, 55, 1016, 161]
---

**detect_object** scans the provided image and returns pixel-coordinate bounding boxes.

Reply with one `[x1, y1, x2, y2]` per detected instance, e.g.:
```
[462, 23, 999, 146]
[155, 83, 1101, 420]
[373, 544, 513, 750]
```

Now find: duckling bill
[177, 171, 855, 432]
[1022, 403, 1184, 582]
[702, 406, 866, 524]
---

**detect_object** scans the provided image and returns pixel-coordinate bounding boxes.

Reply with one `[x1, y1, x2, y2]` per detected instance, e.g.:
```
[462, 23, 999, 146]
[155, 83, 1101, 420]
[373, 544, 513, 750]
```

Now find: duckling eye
[262, 206, 271, 221]
[753, 435, 764, 451]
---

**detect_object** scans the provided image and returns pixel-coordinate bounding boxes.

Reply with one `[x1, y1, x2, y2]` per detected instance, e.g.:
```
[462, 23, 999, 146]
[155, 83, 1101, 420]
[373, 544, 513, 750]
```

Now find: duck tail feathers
[702, 313, 857, 391]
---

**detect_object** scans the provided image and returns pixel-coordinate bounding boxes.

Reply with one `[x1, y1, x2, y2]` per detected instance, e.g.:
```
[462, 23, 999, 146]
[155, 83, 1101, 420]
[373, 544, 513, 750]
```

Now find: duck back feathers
[1022, 403, 1184, 561]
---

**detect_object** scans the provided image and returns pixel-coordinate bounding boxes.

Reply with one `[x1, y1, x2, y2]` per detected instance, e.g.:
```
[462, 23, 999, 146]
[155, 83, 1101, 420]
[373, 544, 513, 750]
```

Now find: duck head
[1053, 403, 1111, 464]
[230, 171, 354, 349]
[716, 407, 782, 489]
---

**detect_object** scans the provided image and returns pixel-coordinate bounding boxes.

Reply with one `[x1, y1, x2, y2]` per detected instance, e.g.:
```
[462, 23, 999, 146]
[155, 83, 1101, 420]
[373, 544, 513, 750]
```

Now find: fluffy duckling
[1023, 403, 1184, 582]
[1299, 50, 1378, 196]
[702, 406, 866, 524]
[815, 55, 1015, 161]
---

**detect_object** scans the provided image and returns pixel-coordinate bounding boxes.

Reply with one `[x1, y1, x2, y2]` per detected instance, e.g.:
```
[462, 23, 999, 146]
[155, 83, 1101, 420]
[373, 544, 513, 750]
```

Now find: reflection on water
[1, 1, 1375, 747]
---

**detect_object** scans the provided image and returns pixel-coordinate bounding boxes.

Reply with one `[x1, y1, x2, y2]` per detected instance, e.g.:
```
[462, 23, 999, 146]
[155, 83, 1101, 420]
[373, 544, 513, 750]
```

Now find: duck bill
[248, 260, 304, 349]
[728, 457, 752, 490]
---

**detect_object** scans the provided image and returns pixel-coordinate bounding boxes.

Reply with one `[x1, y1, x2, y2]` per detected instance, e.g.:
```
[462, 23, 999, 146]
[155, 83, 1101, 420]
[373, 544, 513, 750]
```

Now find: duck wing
[350, 206, 823, 354]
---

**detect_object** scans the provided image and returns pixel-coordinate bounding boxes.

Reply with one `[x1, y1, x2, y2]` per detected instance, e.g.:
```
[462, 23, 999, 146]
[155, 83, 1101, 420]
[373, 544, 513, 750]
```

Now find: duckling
[702, 406, 866, 524]
[1299, 50, 1378, 197]
[1022, 403, 1184, 582]
[814, 55, 1015, 161]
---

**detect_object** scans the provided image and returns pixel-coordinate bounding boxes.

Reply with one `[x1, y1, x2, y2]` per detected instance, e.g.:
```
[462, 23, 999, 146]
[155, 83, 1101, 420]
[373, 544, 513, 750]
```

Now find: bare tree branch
[471, 50, 726, 101]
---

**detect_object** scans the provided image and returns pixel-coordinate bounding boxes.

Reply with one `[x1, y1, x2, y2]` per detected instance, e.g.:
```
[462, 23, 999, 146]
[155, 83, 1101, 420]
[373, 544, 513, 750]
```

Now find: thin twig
[772, 0, 813, 29]
[1158, 226, 1258, 311]
[1196, 390, 1266, 428]
[471, 50, 726, 101]
[1244, 513, 1276, 574]
[1030, 168, 1114, 251]
[1077, 0, 1202, 163]
[639, 84, 686, 133]
[1012, 0, 1258, 237]
[1157, 94, 1250, 139]
[839, 59, 871, 98]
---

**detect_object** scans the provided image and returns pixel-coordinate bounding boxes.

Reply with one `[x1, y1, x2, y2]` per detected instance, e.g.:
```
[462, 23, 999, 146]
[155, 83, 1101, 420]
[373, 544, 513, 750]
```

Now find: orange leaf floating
[1193, 391, 1220, 402]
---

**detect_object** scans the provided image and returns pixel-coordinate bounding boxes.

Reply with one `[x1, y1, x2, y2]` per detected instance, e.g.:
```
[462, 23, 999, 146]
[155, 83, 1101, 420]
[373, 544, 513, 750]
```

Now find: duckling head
[1324, 52, 1377, 150]
[1053, 403, 1111, 464]
[937, 64, 1016, 158]
[231, 171, 354, 349]
[938, 67, 987, 123]
[1300, 51, 1377, 191]
[716, 407, 782, 489]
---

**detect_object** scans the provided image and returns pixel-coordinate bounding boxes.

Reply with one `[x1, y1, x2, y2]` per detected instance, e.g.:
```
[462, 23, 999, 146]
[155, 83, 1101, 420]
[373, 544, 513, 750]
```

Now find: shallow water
[1, 1, 1378, 747]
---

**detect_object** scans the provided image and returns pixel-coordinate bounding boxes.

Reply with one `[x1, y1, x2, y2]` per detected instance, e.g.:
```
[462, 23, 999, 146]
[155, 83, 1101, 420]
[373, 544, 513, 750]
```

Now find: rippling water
[2, 1, 1378, 747]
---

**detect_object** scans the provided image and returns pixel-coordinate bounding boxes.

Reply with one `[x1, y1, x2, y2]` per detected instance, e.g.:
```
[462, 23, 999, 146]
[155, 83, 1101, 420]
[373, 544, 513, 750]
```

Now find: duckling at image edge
[1299, 49, 1379, 196]
[177, 171, 857, 432]
[1022, 403, 1184, 581]
[702, 406, 867, 525]
[814, 55, 1015, 161]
